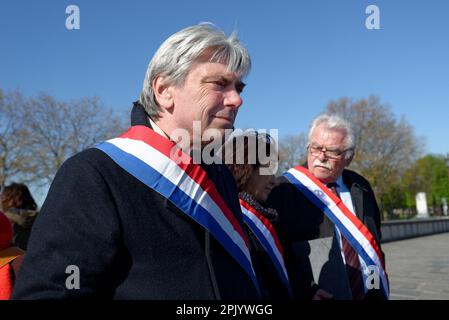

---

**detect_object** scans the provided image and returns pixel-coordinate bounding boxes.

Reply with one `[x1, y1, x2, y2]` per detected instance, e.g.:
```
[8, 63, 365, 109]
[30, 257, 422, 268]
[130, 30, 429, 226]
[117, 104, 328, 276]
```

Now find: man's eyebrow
[202, 75, 232, 82]
[202, 76, 246, 90]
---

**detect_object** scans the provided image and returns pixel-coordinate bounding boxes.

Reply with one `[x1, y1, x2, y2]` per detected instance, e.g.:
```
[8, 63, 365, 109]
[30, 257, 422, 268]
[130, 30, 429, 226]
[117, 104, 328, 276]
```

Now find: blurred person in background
[1, 183, 38, 251]
[0, 210, 24, 299]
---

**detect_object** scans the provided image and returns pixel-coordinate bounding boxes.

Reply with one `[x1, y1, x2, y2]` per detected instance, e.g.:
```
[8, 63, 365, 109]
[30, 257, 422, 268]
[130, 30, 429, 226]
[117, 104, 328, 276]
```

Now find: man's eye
[327, 150, 341, 156]
[213, 81, 226, 87]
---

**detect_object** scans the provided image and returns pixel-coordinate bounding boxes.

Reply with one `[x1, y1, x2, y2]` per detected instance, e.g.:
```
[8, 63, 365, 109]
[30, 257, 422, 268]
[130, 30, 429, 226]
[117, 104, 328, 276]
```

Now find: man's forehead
[201, 63, 242, 79]
[311, 126, 346, 145]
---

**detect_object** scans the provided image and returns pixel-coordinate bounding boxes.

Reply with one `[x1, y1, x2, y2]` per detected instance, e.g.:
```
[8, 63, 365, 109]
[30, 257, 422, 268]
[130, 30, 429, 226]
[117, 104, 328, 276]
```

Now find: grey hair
[139, 23, 251, 119]
[308, 113, 355, 159]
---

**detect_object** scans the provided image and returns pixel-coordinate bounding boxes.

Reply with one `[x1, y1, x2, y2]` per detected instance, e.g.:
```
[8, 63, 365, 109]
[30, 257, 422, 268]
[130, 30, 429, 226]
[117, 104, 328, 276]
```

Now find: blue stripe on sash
[96, 141, 259, 291]
[242, 214, 293, 296]
[283, 172, 388, 297]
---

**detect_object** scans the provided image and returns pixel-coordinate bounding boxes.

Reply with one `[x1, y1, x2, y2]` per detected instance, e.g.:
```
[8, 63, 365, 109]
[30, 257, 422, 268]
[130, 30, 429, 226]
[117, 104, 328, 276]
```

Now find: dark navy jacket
[12, 103, 261, 299]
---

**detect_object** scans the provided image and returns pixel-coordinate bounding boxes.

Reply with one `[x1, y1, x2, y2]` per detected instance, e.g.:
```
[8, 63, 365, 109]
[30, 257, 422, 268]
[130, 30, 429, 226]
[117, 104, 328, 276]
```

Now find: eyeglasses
[308, 144, 352, 159]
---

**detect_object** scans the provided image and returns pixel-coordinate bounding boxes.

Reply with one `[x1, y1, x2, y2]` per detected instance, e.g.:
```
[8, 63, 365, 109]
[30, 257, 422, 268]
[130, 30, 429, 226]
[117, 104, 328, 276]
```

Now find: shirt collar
[336, 175, 344, 188]
[334, 175, 351, 193]
[148, 117, 169, 139]
[327, 176, 344, 189]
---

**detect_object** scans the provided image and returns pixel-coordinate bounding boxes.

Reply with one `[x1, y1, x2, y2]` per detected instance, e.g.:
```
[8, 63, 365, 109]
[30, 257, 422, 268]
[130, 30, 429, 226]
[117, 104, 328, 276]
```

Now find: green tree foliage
[402, 155, 449, 215]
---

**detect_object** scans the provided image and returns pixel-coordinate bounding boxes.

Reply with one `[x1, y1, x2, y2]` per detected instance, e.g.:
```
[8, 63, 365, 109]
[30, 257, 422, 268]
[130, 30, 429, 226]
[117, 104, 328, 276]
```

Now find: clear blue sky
[1, 0, 449, 155]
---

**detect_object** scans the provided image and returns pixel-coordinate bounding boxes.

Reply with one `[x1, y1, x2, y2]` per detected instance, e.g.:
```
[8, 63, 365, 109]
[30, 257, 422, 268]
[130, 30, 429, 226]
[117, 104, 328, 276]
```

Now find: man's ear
[152, 76, 174, 111]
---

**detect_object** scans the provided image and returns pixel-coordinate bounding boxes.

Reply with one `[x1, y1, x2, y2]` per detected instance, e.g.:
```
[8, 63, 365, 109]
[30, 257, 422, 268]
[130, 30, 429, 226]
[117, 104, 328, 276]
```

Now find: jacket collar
[342, 169, 368, 192]
[342, 169, 366, 221]
[131, 101, 152, 128]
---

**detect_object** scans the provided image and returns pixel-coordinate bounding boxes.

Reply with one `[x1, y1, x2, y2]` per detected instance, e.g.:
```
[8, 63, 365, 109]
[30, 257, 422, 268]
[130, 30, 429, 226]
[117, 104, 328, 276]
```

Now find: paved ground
[383, 232, 449, 300]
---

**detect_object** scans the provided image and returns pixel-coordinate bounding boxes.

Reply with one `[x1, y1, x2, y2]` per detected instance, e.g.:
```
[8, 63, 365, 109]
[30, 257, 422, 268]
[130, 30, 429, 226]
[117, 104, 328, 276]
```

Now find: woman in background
[223, 131, 294, 299]
[1, 183, 38, 250]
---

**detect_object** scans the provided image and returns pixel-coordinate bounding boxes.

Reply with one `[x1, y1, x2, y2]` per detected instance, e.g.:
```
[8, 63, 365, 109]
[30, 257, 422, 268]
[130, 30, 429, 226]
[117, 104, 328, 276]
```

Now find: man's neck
[153, 117, 195, 153]
[148, 117, 169, 139]
[321, 175, 344, 187]
[153, 117, 226, 158]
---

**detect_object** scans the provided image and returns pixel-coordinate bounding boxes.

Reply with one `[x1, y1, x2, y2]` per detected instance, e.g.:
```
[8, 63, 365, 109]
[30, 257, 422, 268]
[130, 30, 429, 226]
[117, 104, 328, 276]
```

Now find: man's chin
[313, 166, 331, 173]
[200, 125, 230, 145]
[312, 168, 332, 182]
[212, 115, 235, 125]
[208, 122, 235, 133]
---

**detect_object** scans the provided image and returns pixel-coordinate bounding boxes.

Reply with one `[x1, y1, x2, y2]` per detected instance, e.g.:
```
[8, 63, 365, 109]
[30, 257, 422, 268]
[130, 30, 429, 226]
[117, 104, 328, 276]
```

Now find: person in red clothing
[0, 211, 24, 299]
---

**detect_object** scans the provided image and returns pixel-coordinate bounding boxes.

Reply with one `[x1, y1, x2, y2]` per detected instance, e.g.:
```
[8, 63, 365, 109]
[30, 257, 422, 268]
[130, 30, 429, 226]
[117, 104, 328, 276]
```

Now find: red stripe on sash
[120, 126, 248, 246]
[239, 199, 285, 257]
[294, 166, 385, 268]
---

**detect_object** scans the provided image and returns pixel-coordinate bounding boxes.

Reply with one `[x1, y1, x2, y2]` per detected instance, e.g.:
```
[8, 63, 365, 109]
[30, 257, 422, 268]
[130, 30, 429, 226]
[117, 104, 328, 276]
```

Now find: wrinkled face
[245, 164, 276, 204]
[307, 124, 352, 184]
[170, 62, 245, 138]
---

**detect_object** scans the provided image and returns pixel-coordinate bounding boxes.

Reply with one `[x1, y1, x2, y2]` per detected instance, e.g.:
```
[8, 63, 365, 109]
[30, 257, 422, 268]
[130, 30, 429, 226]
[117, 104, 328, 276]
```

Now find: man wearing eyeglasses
[267, 113, 385, 300]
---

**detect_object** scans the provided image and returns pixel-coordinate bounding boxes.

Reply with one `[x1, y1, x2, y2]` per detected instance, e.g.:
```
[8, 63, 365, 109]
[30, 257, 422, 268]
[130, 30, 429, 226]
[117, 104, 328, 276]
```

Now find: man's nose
[318, 150, 328, 161]
[224, 89, 242, 108]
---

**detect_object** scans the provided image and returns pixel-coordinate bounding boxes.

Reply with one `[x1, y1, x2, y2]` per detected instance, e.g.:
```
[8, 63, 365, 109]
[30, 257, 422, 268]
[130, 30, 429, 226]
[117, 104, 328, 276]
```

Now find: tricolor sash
[240, 199, 293, 297]
[283, 166, 389, 299]
[94, 125, 260, 293]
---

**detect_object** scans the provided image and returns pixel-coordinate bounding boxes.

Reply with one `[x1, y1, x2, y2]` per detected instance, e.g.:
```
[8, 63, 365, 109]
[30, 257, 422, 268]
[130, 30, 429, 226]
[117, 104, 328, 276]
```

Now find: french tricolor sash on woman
[283, 166, 389, 299]
[240, 199, 293, 297]
[94, 125, 260, 293]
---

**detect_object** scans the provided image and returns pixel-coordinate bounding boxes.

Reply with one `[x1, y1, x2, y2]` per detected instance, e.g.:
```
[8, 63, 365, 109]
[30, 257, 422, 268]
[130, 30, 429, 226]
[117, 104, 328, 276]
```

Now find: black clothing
[267, 169, 385, 299]
[13, 103, 261, 300]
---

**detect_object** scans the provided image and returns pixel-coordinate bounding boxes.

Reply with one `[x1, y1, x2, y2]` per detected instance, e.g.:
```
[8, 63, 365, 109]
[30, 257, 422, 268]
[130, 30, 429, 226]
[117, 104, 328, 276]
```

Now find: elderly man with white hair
[268, 113, 387, 300]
